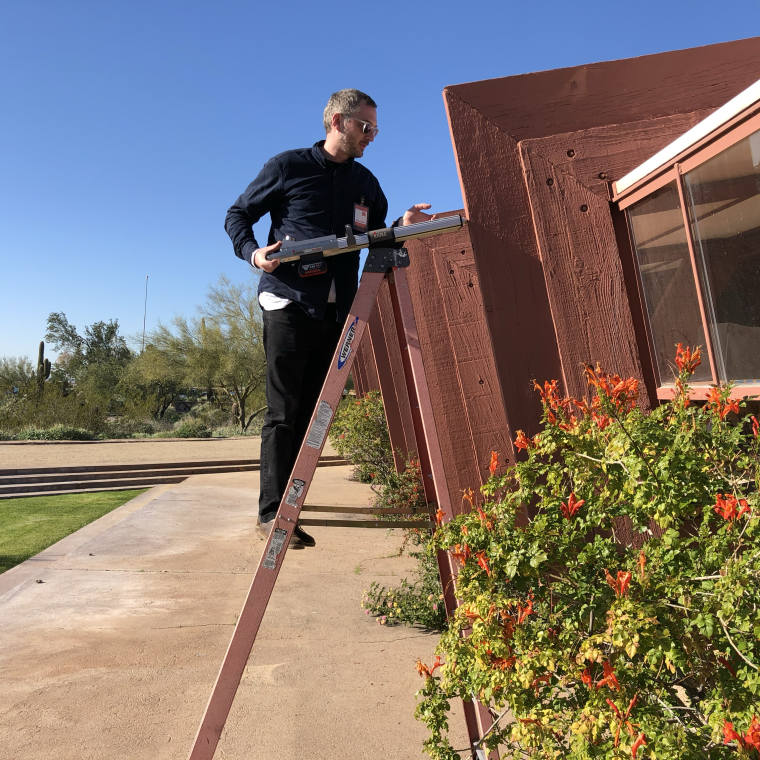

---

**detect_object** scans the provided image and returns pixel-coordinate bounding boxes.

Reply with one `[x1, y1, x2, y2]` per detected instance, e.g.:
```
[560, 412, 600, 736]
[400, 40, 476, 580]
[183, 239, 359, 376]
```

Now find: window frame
[615, 106, 760, 401]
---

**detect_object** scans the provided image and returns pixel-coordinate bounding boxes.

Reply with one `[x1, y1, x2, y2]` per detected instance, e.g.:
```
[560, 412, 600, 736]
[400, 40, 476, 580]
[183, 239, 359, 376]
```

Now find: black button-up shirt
[225, 141, 389, 321]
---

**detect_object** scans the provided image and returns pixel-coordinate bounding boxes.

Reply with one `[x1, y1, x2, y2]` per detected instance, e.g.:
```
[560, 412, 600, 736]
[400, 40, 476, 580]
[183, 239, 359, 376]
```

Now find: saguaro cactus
[36, 340, 51, 396]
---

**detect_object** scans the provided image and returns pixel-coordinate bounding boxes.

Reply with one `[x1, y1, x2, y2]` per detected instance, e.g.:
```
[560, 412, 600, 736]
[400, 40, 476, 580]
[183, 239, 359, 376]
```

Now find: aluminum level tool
[187, 214, 495, 760]
[266, 214, 465, 262]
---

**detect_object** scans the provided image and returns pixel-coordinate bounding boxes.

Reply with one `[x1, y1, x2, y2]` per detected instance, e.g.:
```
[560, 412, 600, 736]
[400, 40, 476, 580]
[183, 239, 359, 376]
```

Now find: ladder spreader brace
[187, 215, 497, 760]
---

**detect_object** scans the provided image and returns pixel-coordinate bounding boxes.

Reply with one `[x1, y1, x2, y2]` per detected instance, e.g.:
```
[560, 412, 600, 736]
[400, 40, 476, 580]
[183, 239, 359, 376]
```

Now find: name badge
[354, 203, 369, 230]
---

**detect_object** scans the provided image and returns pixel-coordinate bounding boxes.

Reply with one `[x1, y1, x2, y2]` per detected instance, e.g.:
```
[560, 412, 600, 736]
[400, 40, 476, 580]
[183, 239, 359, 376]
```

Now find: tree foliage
[146, 275, 266, 432]
[1, 276, 268, 435]
[417, 347, 760, 760]
[44, 312, 133, 414]
[0, 356, 35, 393]
[118, 345, 185, 419]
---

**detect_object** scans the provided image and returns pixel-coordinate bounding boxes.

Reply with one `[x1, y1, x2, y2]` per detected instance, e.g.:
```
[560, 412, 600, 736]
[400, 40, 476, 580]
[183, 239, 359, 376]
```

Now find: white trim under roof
[614, 77, 760, 196]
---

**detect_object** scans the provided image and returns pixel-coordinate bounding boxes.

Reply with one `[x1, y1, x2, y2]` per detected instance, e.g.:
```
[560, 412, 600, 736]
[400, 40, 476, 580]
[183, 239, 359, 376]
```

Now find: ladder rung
[298, 518, 434, 529]
[300, 504, 434, 515]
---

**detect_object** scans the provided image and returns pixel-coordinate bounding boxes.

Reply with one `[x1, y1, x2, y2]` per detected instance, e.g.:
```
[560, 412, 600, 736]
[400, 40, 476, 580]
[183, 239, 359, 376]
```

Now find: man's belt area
[265, 215, 465, 264]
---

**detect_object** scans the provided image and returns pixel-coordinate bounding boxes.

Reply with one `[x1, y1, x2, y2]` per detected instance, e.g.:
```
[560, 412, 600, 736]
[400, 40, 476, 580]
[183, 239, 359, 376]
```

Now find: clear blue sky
[1, 1, 757, 360]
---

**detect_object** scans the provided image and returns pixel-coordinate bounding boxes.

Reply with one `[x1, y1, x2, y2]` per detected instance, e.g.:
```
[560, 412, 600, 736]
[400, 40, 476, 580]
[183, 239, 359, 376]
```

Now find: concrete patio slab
[0, 465, 467, 759]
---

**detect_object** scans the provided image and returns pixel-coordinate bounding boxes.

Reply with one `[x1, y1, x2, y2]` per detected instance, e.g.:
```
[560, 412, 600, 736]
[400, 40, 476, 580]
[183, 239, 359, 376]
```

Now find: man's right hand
[253, 241, 282, 273]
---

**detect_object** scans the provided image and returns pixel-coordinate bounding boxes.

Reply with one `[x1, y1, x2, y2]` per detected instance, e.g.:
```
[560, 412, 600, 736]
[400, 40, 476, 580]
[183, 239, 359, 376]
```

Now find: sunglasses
[344, 115, 379, 138]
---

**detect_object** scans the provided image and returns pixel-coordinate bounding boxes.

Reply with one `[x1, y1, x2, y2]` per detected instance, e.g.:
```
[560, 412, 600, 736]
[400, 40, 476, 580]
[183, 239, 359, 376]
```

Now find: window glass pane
[627, 181, 713, 384]
[684, 128, 760, 384]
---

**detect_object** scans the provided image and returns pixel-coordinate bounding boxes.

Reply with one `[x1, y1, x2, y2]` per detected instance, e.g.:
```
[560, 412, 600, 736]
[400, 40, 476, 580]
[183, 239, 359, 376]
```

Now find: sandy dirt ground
[0, 437, 339, 469]
[0, 466, 467, 759]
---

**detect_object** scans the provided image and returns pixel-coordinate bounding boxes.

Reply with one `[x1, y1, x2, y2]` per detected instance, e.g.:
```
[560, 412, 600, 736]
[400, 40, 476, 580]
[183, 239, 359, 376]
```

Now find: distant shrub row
[0, 420, 264, 441]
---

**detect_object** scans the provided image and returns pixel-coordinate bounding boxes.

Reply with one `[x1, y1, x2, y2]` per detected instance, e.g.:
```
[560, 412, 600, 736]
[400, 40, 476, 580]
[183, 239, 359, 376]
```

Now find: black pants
[259, 302, 345, 522]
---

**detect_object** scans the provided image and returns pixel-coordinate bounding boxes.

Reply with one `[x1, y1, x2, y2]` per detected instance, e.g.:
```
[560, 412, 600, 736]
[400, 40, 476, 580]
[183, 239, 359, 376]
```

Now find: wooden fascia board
[445, 37, 760, 142]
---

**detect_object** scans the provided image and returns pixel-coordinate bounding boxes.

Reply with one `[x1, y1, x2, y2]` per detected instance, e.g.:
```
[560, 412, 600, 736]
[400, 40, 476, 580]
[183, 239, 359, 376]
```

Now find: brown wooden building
[353, 37, 760, 516]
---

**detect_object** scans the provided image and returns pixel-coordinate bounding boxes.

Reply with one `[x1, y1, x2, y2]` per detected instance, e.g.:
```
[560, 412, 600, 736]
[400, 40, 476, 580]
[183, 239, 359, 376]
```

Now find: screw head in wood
[546, 178, 554, 186]
[567, 149, 575, 158]
[580, 204, 589, 212]
[598, 172, 607, 179]
[468, 282, 474, 288]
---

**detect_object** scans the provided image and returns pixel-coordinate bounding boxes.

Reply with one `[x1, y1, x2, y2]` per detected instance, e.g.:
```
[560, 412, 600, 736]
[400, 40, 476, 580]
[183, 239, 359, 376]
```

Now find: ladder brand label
[337, 317, 359, 370]
[285, 478, 306, 506]
[263, 528, 288, 570]
[305, 400, 333, 449]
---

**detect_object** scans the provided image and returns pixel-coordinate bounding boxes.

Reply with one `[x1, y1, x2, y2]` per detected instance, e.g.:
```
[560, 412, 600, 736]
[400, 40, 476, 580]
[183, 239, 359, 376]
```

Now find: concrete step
[0, 457, 350, 499]
[0, 464, 257, 487]
[0, 455, 347, 477]
[0, 474, 190, 496]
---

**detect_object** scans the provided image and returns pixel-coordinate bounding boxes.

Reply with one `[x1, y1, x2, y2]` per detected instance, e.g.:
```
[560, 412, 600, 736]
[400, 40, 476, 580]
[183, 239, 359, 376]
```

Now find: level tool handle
[266, 214, 464, 263]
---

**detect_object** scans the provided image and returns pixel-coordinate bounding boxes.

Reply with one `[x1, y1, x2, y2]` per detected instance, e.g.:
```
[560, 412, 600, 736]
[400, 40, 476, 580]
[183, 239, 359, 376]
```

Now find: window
[628, 181, 713, 385]
[683, 130, 760, 383]
[615, 78, 760, 397]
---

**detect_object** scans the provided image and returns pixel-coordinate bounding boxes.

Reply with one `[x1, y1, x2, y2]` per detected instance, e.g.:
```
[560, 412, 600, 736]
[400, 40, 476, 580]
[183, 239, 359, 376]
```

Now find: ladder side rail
[187, 271, 387, 760]
[388, 266, 499, 760]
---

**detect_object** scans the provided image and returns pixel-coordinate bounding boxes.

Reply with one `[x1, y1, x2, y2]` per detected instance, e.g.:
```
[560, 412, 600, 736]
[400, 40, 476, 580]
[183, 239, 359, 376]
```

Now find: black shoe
[293, 523, 316, 547]
[256, 517, 305, 549]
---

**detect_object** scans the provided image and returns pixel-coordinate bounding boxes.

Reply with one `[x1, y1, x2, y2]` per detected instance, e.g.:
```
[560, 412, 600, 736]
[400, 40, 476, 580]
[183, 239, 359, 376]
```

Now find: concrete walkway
[0, 466, 466, 759]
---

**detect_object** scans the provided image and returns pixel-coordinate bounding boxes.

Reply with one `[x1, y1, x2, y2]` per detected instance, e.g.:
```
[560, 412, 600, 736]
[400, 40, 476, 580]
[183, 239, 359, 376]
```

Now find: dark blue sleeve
[369, 181, 403, 229]
[368, 184, 389, 232]
[224, 157, 284, 265]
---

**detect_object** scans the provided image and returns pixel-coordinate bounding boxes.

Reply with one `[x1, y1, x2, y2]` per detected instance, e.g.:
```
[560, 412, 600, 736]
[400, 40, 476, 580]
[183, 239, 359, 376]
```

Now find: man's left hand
[403, 203, 433, 226]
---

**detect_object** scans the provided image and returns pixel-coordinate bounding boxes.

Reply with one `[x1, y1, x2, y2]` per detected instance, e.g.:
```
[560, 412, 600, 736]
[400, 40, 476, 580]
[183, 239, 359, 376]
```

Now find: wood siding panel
[375, 278, 417, 462]
[402, 236, 481, 516]
[427, 237, 514, 484]
[351, 342, 366, 398]
[368, 291, 416, 470]
[444, 90, 563, 438]
[353, 332, 380, 397]
[520, 145, 645, 401]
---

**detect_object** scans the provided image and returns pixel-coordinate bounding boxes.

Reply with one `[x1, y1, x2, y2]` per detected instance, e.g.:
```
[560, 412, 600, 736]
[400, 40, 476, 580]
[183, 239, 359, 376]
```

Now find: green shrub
[16, 425, 95, 441]
[329, 391, 395, 484]
[362, 542, 448, 631]
[98, 418, 161, 439]
[0, 391, 106, 435]
[169, 418, 212, 438]
[211, 424, 261, 438]
[416, 347, 760, 760]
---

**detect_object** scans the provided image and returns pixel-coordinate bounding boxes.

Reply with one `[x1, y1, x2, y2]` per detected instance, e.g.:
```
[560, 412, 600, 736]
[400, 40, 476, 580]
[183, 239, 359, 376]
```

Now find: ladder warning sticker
[305, 400, 333, 449]
[285, 478, 306, 506]
[263, 528, 288, 570]
[337, 316, 359, 370]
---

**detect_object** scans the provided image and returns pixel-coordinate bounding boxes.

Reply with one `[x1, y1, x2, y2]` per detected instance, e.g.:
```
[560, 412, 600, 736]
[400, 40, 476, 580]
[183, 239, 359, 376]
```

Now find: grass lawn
[0, 490, 148, 574]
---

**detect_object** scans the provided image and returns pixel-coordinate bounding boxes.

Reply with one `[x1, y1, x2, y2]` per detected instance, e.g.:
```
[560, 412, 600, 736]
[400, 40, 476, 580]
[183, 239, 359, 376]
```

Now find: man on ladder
[225, 88, 433, 549]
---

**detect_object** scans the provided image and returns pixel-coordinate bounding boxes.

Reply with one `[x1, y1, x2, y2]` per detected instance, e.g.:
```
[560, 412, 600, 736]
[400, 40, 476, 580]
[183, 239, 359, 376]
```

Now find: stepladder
[187, 216, 497, 760]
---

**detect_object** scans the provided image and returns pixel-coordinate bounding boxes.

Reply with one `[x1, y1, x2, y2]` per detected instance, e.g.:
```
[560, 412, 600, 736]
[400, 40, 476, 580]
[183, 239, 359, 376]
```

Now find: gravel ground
[0, 437, 338, 469]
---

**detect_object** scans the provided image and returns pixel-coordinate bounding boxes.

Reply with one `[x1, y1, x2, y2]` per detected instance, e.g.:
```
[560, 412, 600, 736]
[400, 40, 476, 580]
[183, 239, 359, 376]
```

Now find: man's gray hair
[323, 89, 377, 133]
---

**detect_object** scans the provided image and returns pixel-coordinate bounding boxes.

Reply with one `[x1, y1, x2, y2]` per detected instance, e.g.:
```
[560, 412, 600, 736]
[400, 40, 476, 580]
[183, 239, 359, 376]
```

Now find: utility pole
[142, 276, 149, 352]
